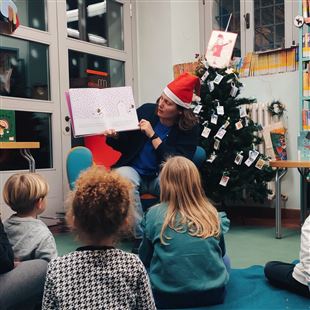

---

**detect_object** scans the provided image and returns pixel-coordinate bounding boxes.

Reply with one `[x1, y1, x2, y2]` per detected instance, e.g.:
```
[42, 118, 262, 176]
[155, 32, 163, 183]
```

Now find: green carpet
[54, 225, 300, 269]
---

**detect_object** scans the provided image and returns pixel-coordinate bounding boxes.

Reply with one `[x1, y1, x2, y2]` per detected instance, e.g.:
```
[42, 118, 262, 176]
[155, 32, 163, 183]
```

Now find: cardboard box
[0, 110, 15, 141]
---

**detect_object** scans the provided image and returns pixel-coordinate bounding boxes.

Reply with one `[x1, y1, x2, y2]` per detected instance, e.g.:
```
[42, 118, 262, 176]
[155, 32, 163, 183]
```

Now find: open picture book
[66, 86, 139, 137]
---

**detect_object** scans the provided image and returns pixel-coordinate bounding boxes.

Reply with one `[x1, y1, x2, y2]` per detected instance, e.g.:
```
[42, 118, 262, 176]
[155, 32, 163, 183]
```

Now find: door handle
[244, 13, 250, 29]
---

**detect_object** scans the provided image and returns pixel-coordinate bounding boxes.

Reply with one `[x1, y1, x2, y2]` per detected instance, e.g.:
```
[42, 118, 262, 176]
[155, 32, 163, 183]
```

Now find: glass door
[57, 0, 133, 194]
[0, 0, 64, 221]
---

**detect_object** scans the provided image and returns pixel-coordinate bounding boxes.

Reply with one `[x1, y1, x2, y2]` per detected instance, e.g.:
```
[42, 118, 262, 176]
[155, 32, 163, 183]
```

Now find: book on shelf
[0, 110, 15, 142]
[298, 131, 310, 160]
[237, 47, 297, 77]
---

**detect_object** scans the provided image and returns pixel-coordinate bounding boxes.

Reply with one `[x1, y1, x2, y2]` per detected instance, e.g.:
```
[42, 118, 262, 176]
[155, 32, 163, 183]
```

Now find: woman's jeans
[115, 166, 160, 239]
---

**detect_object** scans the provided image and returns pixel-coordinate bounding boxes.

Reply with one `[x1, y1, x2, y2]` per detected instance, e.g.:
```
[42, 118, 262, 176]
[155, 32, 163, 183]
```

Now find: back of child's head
[66, 165, 133, 243]
[159, 156, 220, 243]
[3, 173, 49, 215]
[160, 156, 205, 204]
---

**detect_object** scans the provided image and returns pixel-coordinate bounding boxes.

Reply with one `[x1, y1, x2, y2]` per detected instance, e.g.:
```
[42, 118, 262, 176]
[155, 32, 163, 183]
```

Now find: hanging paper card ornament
[234, 152, 243, 165]
[214, 139, 220, 150]
[207, 152, 217, 163]
[201, 70, 209, 81]
[213, 73, 224, 85]
[205, 30, 237, 69]
[211, 113, 218, 124]
[255, 158, 265, 170]
[193, 104, 203, 114]
[207, 81, 215, 92]
[0, 0, 20, 34]
[230, 82, 238, 97]
[219, 173, 230, 187]
[201, 126, 211, 138]
[215, 128, 226, 140]
[235, 120, 243, 130]
[222, 119, 230, 129]
[217, 105, 224, 115]
[239, 105, 247, 118]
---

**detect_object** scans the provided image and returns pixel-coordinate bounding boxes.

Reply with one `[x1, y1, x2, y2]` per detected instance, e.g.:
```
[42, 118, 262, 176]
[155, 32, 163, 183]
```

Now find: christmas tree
[194, 57, 275, 204]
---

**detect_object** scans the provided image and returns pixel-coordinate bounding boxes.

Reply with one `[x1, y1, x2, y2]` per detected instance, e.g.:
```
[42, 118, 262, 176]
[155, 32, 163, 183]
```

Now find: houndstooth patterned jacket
[42, 246, 156, 310]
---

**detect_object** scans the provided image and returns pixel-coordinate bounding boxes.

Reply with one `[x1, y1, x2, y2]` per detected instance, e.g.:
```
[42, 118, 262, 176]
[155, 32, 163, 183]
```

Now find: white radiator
[247, 103, 280, 200]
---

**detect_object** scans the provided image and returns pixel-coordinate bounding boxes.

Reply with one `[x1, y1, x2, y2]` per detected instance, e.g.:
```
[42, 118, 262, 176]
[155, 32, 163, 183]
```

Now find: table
[0, 142, 40, 172]
[270, 160, 310, 239]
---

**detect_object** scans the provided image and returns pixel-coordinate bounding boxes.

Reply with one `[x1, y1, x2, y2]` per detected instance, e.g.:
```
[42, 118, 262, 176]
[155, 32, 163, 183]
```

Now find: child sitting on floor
[139, 156, 230, 309]
[3, 173, 57, 262]
[42, 166, 156, 309]
[264, 214, 310, 298]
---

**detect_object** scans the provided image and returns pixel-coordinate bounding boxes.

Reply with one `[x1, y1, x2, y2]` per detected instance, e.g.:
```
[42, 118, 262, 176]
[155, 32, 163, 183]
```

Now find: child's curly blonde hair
[66, 166, 134, 243]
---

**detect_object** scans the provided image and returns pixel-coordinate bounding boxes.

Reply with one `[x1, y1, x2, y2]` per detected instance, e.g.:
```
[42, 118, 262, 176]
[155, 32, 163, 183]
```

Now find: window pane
[275, 4, 284, 24]
[214, 0, 240, 57]
[261, 7, 274, 26]
[68, 50, 125, 146]
[254, 1, 284, 51]
[14, 0, 47, 31]
[275, 24, 285, 47]
[0, 35, 50, 100]
[68, 50, 125, 89]
[0, 111, 52, 171]
[66, 0, 124, 50]
[255, 26, 274, 51]
[261, 0, 272, 7]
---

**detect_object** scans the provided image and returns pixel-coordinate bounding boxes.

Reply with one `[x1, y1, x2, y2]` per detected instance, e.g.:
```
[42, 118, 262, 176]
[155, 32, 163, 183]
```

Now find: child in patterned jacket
[42, 166, 156, 310]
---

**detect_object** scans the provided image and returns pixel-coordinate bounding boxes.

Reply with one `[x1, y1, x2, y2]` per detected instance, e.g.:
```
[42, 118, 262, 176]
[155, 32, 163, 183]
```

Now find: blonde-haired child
[3, 173, 57, 262]
[42, 166, 156, 309]
[139, 156, 230, 309]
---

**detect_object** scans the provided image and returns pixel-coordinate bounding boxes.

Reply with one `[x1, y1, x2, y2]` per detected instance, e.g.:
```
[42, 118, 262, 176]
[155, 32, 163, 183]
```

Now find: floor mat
[161, 265, 309, 310]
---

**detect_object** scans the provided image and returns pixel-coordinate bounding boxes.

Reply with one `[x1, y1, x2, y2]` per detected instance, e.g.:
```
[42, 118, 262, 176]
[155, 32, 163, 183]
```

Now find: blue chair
[66, 146, 93, 190]
[141, 146, 206, 210]
[192, 146, 207, 168]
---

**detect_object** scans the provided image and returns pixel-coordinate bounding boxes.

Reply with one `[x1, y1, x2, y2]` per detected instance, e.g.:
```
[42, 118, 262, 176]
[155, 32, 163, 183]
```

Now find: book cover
[298, 131, 310, 160]
[0, 109, 15, 142]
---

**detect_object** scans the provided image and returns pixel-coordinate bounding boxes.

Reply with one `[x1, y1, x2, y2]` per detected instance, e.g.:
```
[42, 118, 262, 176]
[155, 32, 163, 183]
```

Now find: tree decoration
[267, 100, 286, 117]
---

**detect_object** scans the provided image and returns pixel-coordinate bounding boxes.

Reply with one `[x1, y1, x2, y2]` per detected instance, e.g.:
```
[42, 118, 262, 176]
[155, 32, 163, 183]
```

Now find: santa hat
[163, 72, 200, 109]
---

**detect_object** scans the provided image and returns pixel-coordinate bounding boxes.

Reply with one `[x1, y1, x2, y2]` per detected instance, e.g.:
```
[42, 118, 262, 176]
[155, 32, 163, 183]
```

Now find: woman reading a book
[104, 72, 201, 252]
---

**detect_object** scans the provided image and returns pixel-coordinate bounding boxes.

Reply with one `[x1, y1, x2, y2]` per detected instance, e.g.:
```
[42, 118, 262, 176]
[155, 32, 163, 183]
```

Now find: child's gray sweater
[4, 215, 57, 262]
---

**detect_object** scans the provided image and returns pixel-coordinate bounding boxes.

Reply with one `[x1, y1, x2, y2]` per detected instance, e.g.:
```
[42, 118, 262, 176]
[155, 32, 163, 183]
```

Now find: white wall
[135, 0, 200, 105]
[240, 72, 300, 209]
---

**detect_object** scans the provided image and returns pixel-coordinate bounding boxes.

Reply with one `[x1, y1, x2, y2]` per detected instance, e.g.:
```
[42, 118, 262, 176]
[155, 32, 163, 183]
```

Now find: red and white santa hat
[163, 72, 200, 109]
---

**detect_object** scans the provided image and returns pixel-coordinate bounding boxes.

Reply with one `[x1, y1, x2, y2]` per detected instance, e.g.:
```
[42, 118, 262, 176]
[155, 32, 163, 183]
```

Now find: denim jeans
[115, 166, 160, 239]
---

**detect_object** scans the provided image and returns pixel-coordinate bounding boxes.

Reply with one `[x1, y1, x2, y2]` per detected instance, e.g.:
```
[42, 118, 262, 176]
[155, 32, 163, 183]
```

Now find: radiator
[247, 103, 279, 200]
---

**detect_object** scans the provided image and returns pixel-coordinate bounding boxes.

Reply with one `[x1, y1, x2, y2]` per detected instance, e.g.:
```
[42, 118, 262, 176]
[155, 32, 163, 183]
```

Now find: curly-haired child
[42, 166, 156, 310]
[139, 156, 230, 309]
[3, 173, 57, 262]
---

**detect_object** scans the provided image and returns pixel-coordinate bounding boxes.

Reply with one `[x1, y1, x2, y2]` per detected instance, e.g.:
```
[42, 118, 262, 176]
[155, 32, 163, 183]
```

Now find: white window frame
[199, 0, 298, 57]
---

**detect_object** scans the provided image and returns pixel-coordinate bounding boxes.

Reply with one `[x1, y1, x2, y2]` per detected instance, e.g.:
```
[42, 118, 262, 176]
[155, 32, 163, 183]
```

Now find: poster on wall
[0, 0, 20, 34]
[205, 30, 237, 69]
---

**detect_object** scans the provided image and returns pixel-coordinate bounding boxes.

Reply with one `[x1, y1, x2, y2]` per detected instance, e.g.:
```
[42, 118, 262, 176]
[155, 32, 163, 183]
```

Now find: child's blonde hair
[66, 166, 134, 243]
[159, 156, 220, 244]
[3, 173, 49, 215]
